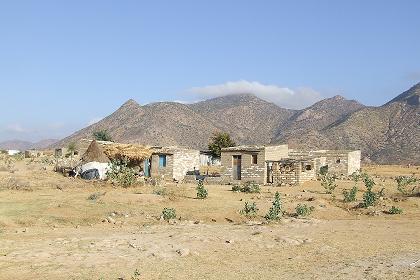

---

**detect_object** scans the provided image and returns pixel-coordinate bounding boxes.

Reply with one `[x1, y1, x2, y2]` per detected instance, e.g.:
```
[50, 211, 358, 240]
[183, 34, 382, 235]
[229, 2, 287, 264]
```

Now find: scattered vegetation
[131, 269, 141, 280]
[343, 186, 358, 202]
[265, 192, 282, 221]
[107, 158, 136, 187]
[196, 180, 208, 199]
[387, 206, 403, 215]
[93, 130, 113, 142]
[395, 175, 419, 196]
[240, 201, 259, 216]
[232, 181, 261, 193]
[162, 207, 176, 221]
[208, 132, 236, 157]
[296, 204, 315, 217]
[321, 173, 337, 194]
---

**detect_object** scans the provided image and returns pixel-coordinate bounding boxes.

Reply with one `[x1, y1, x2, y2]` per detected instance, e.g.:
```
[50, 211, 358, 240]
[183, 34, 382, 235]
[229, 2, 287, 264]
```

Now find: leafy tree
[67, 142, 77, 157]
[93, 130, 113, 142]
[208, 132, 236, 157]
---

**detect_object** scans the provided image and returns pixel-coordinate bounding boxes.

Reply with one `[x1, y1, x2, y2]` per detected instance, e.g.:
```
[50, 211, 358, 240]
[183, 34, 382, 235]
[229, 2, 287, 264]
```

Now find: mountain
[55, 94, 295, 150]
[0, 139, 58, 151]
[56, 83, 420, 164]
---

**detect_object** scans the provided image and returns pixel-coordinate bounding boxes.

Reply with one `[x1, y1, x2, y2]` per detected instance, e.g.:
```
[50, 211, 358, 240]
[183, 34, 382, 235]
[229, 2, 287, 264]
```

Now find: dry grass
[0, 158, 419, 279]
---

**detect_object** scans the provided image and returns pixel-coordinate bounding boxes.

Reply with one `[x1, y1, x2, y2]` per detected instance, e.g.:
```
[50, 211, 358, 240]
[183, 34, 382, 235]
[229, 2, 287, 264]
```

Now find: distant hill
[0, 139, 58, 151]
[55, 83, 420, 164]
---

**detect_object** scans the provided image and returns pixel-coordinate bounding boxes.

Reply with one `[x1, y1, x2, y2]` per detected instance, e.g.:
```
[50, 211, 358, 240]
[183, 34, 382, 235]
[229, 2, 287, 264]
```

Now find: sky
[0, 0, 419, 142]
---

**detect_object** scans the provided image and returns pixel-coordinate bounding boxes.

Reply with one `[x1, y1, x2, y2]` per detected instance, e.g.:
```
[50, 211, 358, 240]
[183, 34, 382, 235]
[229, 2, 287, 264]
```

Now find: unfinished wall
[270, 160, 316, 185]
[150, 154, 173, 180]
[265, 145, 289, 161]
[221, 150, 265, 184]
[173, 149, 200, 181]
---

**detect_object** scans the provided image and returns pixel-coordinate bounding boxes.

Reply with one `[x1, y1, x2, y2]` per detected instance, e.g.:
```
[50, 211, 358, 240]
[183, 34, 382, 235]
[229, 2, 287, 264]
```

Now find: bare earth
[0, 158, 419, 280]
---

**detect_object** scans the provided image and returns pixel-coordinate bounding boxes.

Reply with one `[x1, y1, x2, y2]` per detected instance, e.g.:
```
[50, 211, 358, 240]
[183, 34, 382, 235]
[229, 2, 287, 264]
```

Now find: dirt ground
[0, 157, 419, 280]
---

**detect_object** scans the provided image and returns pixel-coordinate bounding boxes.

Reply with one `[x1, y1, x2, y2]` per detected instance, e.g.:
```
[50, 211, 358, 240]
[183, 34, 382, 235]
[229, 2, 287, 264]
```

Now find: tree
[67, 142, 77, 158]
[93, 130, 113, 142]
[208, 132, 236, 157]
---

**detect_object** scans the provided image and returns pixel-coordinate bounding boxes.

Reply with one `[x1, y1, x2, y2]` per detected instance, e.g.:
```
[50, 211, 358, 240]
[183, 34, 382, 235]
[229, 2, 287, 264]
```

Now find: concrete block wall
[221, 150, 265, 184]
[347, 150, 361, 175]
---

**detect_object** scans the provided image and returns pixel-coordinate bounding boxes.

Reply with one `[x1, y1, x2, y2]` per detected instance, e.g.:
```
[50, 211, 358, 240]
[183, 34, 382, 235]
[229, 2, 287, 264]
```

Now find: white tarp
[80, 162, 111, 180]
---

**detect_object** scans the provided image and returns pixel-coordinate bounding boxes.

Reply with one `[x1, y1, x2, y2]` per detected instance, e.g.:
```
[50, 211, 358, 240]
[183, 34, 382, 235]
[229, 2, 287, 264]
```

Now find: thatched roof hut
[81, 140, 110, 164]
[101, 143, 152, 163]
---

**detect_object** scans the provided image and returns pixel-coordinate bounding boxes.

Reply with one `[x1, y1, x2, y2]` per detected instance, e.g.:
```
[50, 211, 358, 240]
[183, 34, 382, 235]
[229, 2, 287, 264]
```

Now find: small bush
[240, 202, 259, 216]
[296, 204, 315, 217]
[343, 186, 358, 202]
[395, 176, 419, 196]
[319, 166, 329, 176]
[361, 173, 382, 208]
[153, 188, 167, 196]
[232, 181, 261, 193]
[387, 206, 403, 215]
[162, 208, 176, 221]
[265, 192, 282, 221]
[107, 158, 137, 188]
[196, 180, 208, 199]
[321, 173, 337, 194]
[87, 192, 104, 201]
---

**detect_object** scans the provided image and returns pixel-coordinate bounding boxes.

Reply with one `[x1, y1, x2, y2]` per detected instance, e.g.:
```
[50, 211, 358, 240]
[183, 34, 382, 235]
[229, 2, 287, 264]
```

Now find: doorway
[232, 155, 242, 180]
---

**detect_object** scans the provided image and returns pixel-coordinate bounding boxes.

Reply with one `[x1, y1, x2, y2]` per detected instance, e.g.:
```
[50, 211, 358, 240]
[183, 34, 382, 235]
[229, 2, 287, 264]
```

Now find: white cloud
[87, 117, 103, 126]
[188, 80, 324, 109]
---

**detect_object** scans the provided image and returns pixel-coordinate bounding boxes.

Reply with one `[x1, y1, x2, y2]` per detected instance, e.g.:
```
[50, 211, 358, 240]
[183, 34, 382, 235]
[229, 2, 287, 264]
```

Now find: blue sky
[0, 0, 419, 142]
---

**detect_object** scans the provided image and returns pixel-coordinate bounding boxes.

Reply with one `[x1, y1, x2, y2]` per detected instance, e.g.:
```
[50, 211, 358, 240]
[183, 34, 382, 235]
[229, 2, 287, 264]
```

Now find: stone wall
[173, 149, 200, 181]
[150, 154, 173, 180]
[347, 150, 361, 174]
[221, 150, 265, 184]
[265, 145, 288, 161]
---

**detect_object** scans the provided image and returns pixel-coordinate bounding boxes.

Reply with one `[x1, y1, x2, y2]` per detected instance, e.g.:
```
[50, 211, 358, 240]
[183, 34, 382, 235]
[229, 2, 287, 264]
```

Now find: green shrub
[162, 208, 176, 221]
[395, 176, 419, 196]
[240, 202, 259, 216]
[107, 158, 137, 188]
[231, 181, 260, 193]
[361, 173, 383, 208]
[388, 206, 403, 215]
[93, 130, 113, 142]
[319, 166, 328, 176]
[343, 186, 358, 202]
[196, 180, 208, 199]
[296, 204, 315, 217]
[321, 173, 337, 194]
[231, 185, 241, 192]
[265, 192, 282, 221]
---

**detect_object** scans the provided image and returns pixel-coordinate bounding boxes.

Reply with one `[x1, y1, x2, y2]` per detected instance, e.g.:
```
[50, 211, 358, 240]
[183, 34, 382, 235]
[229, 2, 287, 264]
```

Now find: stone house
[220, 145, 288, 184]
[150, 147, 200, 181]
[289, 149, 361, 176]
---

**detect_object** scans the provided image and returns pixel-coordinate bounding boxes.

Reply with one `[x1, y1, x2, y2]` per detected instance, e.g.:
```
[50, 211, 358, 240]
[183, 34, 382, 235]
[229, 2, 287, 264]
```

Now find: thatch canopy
[81, 140, 110, 164]
[102, 143, 152, 162]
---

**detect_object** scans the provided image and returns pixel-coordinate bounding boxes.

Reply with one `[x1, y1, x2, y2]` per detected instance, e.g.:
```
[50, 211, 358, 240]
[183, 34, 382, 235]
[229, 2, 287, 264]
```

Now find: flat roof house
[150, 147, 200, 182]
[220, 144, 289, 184]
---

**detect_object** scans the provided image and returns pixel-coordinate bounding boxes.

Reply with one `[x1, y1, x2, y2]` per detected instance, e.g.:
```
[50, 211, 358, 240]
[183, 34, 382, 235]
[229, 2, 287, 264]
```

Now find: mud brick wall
[151, 154, 173, 180]
[173, 149, 200, 181]
[265, 145, 289, 161]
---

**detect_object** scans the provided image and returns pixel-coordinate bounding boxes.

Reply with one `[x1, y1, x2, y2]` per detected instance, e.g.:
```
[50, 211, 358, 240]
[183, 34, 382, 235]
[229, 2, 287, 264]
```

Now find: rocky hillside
[56, 83, 420, 164]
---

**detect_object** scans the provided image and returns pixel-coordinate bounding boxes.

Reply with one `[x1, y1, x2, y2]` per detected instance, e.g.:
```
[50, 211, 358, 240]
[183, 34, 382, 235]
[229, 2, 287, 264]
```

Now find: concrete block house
[150, 147, 200, 181]
[220, 145, 288, 184]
